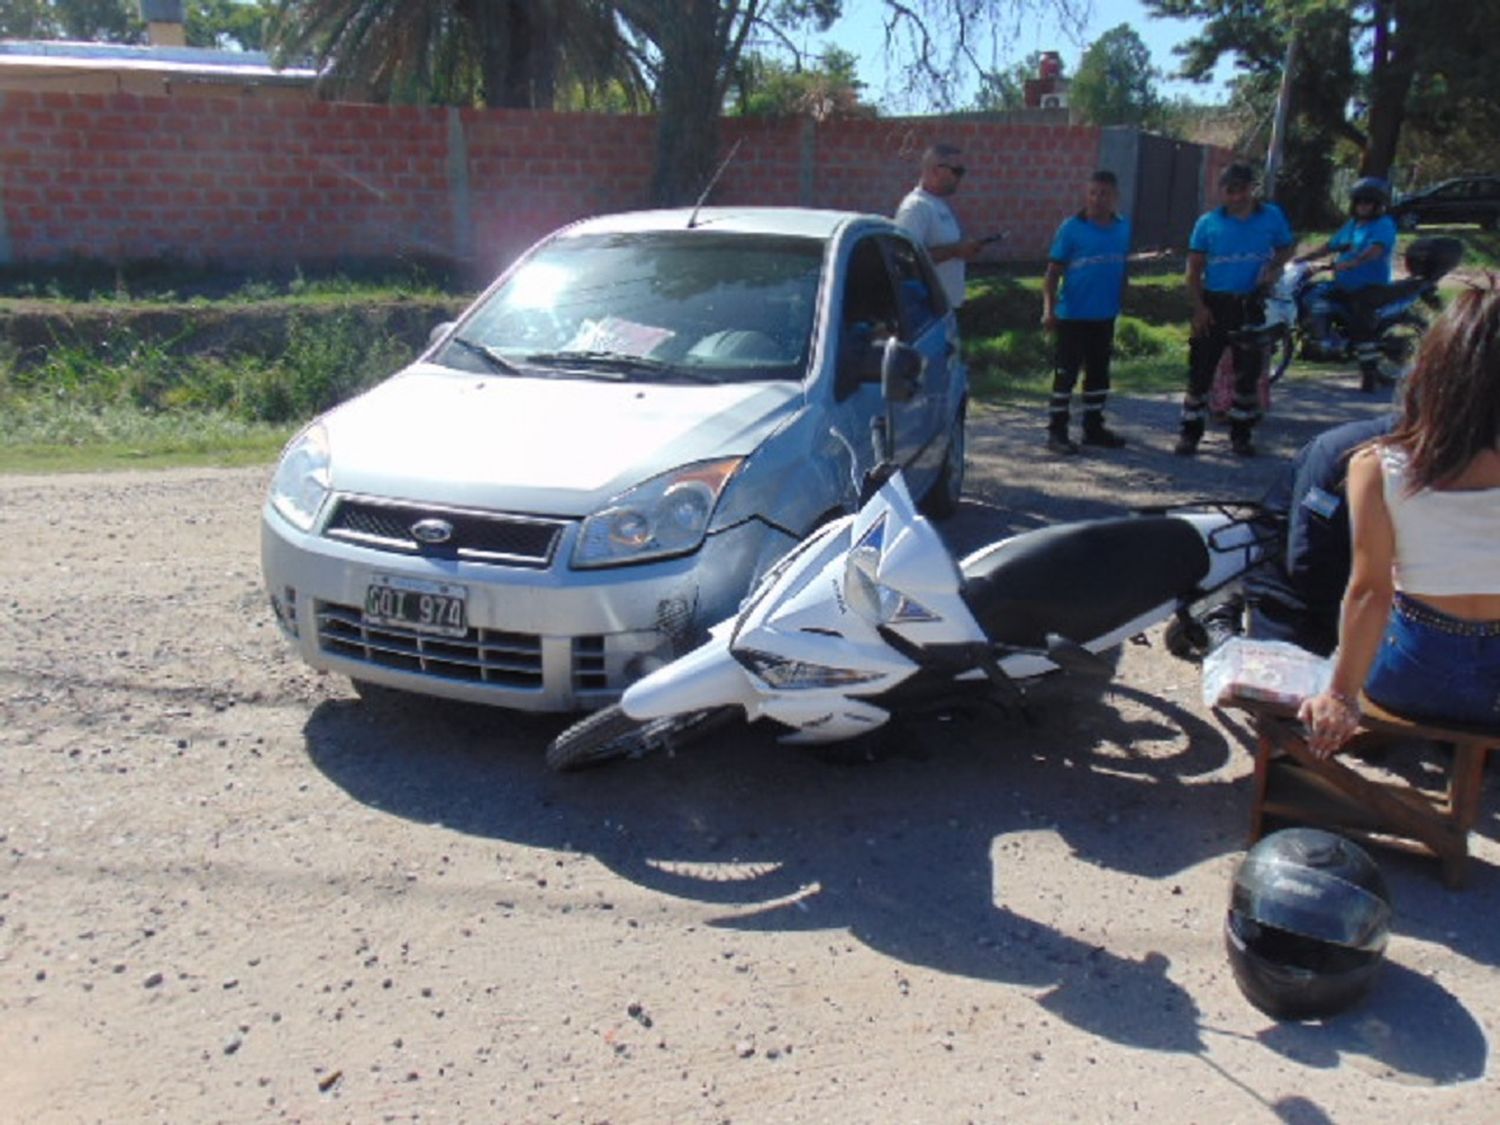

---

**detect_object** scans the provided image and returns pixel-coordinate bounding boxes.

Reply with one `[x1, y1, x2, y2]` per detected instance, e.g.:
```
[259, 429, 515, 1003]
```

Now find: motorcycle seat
[959, 517, 1211, 648]
[1337, 277, 1427, 311]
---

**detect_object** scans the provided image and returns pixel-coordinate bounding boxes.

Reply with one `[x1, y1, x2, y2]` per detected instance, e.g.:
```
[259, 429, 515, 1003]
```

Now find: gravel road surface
[3, 373, 1496, 1122]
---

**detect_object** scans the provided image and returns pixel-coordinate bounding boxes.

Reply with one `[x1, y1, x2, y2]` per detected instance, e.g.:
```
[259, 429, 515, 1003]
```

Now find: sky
[815, 0, 1234, 112]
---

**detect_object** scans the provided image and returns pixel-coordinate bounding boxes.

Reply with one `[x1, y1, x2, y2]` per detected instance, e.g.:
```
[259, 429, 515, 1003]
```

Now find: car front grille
[315, 600, 610, 695]
[317, 600, 544, 688]
[324, 496, 568, 567]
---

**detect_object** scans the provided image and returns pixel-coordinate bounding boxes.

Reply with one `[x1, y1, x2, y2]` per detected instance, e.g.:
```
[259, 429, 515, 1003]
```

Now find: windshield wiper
[522, 350, 714, 382]
[447, 335, 524, 376]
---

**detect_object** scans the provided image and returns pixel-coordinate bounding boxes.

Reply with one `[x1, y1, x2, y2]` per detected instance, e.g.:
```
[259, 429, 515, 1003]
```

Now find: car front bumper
[260, 502, 793, 712]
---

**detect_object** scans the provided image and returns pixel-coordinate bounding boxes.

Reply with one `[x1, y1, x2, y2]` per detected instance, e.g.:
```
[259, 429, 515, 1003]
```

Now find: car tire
[920, 403, 966, 520]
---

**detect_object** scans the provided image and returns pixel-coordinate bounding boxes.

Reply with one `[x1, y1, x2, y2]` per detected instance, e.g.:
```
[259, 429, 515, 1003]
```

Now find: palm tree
[271, 0, 643, 109]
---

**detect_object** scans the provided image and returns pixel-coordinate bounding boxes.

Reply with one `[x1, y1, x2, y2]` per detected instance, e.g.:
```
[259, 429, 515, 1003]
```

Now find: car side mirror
[428, 321, 456, 348]
[879, 338, 924, 403]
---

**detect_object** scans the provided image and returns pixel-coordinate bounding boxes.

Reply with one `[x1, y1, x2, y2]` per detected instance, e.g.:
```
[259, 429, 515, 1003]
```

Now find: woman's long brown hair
[1386, 278, 1500, 491]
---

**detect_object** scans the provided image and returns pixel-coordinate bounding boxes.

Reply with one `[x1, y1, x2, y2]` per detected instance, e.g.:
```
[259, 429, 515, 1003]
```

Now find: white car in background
[261, 207, 967, 712]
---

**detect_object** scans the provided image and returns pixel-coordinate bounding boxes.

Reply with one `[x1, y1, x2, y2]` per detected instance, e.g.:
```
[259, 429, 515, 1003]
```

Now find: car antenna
[687, 138, 744, 229]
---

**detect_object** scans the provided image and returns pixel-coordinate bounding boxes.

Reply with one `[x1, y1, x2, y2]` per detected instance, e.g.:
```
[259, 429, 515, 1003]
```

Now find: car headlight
[268, 423, 332, 532]
[572, 457, 742, 568]
[736, 649, 885, 691]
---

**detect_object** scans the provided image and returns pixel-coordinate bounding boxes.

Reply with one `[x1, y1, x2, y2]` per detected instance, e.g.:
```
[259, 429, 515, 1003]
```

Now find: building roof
[0, 39, 317, 85]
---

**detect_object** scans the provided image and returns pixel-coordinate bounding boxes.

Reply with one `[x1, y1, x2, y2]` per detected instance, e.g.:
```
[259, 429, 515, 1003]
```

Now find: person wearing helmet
[1296, 177, 1398, 366]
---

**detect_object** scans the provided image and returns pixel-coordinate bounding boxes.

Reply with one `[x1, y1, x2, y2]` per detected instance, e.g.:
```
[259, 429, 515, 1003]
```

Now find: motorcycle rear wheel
[545, 704, 739, 772]
[1371, 312, 1426, 386]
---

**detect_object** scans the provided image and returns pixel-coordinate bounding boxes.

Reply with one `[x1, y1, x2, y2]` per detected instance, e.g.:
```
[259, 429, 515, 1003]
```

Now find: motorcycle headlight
[572, 457, 742, 569]
[268, 423, 332, 532]
[737, 649, 885, 691]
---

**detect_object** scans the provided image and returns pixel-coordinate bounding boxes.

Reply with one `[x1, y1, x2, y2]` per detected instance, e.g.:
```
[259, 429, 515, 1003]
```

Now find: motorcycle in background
[1246, 234, 1463, 393]
[546, 340, 1271, 771]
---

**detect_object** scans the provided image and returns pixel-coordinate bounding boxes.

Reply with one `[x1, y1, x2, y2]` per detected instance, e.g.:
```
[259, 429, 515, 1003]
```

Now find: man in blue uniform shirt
[1178, 163, 1295, 458]
[1041, 169, 1132, 453]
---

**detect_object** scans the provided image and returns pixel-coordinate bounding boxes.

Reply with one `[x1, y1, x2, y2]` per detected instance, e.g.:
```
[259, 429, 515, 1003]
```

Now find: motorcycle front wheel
[545, 704, 740, 772]
[1267, 323, 1295, 385]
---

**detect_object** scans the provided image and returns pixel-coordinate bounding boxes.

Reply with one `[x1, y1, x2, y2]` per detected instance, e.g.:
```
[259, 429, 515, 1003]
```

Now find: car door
[880, 231, 956, 481]
[833, 233, 927, 472]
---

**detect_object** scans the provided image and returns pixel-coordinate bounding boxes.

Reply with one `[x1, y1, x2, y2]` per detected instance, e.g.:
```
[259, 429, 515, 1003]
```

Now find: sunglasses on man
[940, 163, 966, 177]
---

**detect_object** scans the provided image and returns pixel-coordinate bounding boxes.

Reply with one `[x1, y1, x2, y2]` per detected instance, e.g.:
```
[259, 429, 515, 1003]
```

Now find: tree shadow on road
[302, 671, 1494, 1085]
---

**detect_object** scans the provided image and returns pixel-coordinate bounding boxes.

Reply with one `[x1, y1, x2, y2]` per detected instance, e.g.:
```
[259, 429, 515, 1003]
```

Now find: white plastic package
[1202, 636, 1332, 709]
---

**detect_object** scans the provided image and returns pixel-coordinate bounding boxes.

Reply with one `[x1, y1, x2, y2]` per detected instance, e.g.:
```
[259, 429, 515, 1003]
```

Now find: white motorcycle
[546, 341, 1269, 771]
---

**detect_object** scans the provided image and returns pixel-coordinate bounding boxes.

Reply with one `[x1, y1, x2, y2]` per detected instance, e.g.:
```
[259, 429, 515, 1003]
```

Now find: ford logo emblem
[410, 518, 455, 545]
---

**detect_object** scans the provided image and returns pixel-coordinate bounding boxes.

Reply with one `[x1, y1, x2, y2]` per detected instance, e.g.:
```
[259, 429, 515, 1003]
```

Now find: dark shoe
[1231, 434, 1257, 457]
[1173, 433, 1200, 456]
[1046, 431, 1080, 455]
[1081, 424, 1126, 448]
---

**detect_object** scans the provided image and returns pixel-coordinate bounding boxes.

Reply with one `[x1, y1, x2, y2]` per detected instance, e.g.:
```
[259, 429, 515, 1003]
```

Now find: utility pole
[1263, 27, 1299, 201]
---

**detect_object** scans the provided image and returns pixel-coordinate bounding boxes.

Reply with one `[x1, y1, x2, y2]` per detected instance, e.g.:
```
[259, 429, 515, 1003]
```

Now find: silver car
[261, 207, 967, 711]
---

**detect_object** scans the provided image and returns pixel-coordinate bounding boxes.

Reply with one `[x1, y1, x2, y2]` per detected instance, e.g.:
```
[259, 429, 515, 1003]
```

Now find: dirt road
[3, 378, 1496, 1122]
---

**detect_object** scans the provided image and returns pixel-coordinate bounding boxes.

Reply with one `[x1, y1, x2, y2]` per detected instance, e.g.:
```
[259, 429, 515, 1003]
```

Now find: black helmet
[1225, 828, 1392, 1020]
[1349, 176, 1391, 209]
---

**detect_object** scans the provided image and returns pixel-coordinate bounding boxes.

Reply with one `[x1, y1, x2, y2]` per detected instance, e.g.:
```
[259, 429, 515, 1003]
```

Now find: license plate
[364, 574, 468, 637]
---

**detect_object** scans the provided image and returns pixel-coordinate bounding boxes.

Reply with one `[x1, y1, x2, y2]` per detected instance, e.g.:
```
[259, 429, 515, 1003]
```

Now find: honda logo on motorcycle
[410, 518, 455, 545]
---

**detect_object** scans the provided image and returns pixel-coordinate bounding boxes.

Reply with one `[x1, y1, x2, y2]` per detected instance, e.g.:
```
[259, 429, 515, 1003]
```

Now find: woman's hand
[1297, 690, 1362, 758]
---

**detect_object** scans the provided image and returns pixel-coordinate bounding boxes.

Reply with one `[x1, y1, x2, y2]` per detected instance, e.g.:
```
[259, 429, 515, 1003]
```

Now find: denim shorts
[1364, 594, 1500, 731]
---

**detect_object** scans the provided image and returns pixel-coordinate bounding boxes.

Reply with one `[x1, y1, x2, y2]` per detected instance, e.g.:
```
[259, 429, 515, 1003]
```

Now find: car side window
[842, 237, 900, 338]
[834, 236, 901, 396]
[882, 235, 947, 337]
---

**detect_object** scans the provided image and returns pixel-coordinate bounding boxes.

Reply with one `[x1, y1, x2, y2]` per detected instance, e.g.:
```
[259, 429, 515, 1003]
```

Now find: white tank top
[1380, 445, 1500, 594]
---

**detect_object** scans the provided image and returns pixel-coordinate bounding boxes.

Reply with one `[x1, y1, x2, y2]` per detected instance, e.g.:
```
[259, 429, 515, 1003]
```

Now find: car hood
[322, 362, 804, 515]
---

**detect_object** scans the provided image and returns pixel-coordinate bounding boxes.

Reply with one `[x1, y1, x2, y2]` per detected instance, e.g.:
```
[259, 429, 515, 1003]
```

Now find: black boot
[1230, 422, 1256, 457]
[1046, 425, 1079, 455]
[1082, 418, 1126, 448]
[1174, 421, 1203, 457]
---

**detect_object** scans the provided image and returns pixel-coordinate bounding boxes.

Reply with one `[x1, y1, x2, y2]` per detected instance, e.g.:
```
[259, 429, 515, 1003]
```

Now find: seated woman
[1299, 282, 1500, 756]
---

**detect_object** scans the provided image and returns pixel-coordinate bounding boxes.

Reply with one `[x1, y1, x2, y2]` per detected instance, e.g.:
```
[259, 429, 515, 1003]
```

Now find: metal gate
[1132, 135, 1204, 252]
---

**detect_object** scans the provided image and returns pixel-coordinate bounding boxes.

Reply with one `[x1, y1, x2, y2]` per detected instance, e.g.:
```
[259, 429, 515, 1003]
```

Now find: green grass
[0, 416, 293, 473]
[6, 232, 1480, 473]
[959, 269, 1190, 401]
[0, 307, 417, 471]
[0, 260, 460, 305]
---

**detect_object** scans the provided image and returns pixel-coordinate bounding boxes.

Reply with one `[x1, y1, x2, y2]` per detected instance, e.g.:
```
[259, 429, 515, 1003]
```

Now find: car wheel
[1482, 211, 1499, 232]
[920, 403, 966, 520]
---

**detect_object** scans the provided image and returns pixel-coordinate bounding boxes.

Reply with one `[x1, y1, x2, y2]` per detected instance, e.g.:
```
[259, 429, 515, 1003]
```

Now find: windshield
[438, 231, 824, 384]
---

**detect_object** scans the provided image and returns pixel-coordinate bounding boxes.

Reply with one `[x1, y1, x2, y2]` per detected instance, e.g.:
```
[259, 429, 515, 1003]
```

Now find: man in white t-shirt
[895, 143, 984, 308]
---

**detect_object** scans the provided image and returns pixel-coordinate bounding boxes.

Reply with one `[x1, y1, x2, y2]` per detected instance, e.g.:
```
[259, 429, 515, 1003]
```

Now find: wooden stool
[1230, 692, 1498, 888]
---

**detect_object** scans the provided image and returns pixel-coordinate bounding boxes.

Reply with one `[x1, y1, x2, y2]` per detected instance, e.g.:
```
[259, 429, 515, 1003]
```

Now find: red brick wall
[0, 91, 1220, 277]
